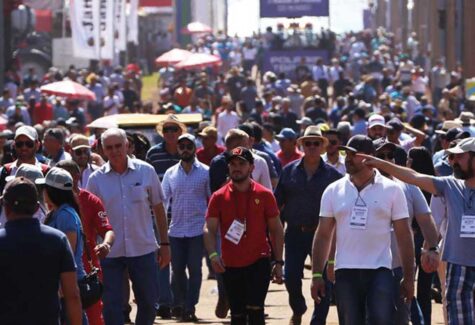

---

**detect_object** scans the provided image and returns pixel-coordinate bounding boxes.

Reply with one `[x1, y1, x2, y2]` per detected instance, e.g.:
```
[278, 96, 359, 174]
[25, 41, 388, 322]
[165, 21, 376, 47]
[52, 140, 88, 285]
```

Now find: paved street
[129, 262, 446, 324]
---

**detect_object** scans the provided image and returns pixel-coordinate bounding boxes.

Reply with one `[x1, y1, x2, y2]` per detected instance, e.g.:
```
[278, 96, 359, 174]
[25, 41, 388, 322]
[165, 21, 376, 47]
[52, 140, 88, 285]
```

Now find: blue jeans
[392, 267, 424, 325]
[335, 268, 394, 325]
[170, 235, 204, 312]
[284, 227, 331, 324]
[101, 252, 158, 325]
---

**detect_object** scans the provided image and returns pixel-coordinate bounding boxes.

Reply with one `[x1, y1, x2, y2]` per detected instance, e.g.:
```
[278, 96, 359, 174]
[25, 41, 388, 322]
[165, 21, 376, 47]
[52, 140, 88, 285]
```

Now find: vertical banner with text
[127, 0, 139, 44]
[70, 0, 100, 59]
[115, 0, 127, 51]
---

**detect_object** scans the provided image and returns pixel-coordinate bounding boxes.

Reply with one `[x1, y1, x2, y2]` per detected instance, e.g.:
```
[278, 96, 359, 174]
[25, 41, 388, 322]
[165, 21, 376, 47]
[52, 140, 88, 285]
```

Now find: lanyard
[232, 189, 253, 234]
[351, 172, 375, 207]
[463, 187, 475, 211]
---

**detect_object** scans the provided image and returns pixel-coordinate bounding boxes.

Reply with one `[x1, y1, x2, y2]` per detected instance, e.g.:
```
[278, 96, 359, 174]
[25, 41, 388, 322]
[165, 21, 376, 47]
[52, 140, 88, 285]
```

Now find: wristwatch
[428, 246, 440, 254]
[273, 260, 285, 266]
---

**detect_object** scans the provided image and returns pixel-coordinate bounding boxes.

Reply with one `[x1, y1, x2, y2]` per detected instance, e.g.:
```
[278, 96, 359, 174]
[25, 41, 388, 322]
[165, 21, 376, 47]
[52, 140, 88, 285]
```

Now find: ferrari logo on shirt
[255, 199, 260, 205]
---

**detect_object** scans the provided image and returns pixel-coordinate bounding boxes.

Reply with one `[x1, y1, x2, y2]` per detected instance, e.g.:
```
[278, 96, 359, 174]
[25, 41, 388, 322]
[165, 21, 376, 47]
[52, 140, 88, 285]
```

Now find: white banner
[70, 0, 100, 59]
[115, 0, 127, 51]
[127, 0, 139, 45]
[97, 0, 115, 60]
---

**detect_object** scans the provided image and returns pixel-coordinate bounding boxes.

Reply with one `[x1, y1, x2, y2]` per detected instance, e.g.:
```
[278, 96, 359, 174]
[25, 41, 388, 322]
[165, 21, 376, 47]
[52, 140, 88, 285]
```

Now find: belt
[288, 225, 318, 233]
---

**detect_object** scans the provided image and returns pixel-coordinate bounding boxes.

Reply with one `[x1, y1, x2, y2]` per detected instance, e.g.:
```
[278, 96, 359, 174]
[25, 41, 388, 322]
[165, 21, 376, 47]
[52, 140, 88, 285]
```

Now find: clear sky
[227, 0, 367, 36]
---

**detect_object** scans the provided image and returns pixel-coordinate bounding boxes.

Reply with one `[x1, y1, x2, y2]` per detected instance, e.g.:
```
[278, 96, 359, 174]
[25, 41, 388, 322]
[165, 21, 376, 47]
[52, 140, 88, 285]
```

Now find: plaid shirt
[162, 159, 210, 238]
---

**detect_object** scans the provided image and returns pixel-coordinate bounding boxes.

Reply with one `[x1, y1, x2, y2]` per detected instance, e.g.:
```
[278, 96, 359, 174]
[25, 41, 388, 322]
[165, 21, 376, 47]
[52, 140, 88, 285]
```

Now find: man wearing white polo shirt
[311, 135, 415, 325]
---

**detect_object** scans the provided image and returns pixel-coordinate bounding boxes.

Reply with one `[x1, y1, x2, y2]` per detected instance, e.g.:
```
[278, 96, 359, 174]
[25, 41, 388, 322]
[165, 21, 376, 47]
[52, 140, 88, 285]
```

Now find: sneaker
[289, 314, 302, 325]
[215, 296, 230, 319]
[172, 306, 184, 319]
[181, 311, 199, 322]
[156, 305, 172, 319]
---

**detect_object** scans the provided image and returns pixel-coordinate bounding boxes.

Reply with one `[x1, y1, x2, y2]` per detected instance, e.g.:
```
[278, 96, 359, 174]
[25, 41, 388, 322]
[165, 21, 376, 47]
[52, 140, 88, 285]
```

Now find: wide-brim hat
[297, 125, 329, 147]
[156, 114, 187, 135]
[455, 112, 475, 126]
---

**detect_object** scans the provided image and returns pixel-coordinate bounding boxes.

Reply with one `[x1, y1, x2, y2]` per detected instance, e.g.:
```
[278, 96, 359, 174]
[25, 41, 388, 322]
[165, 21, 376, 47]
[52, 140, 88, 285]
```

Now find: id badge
[460, 215, 475, 238]
[350, 206, 368, 230]
[225, 220, 246, 244]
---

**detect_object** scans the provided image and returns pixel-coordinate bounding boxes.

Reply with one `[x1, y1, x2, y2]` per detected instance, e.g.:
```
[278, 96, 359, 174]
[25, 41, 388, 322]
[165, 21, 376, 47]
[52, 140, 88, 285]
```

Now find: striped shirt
[162, 159, 211, 238]
[146, 141, 180, 180]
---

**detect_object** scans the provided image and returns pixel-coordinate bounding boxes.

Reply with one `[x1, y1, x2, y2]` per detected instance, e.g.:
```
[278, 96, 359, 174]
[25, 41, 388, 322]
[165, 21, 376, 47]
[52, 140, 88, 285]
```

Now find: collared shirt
[162, 160, 210, 238]
[196, 144, 225, 166]
[86, 158, 164, 258]
[146, 141, 180, 180]
[79, 163, 99, 189]
[276, 148, 303, 167]
[274, 158, 342, 226]
[320, 171, 409, 270]
[48, 149, 72, 167]
[322, 153, 346, 175]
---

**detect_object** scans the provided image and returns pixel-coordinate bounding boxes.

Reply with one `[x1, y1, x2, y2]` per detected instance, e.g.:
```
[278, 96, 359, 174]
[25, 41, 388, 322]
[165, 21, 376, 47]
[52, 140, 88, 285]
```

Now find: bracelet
[209, 252, 219, 259]
[273, 260, 284, 266]
[327, 260, 335, 265]
[312, 272, 323, 279]
[159, 242, 170, 246]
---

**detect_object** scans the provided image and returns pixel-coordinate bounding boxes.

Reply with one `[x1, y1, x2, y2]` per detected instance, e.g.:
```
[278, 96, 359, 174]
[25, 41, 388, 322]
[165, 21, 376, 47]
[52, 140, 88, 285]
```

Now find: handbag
[77, 230, 103, 309]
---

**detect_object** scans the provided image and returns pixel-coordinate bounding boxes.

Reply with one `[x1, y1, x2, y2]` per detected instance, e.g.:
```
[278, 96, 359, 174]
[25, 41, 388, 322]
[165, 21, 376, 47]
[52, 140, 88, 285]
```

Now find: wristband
[327, 260, 335, 265]
[312, 272, 323, 279]
[159, 242, 170, 246]
[273, 260, 284, 266]
[209, 252, 219, 259]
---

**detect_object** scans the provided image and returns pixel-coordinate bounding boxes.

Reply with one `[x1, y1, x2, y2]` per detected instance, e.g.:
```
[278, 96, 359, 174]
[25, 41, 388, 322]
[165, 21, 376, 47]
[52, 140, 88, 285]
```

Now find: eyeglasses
[104, 143, 123, 151]
[163, 126, 180, 133]
[303, 141, 321, 147]
[15, 140, 35, 149]
[178, 143, 194, 151]
[328, 140, 338, 146]
[376, 152, 395, 160]
[74, 148, 90, 156]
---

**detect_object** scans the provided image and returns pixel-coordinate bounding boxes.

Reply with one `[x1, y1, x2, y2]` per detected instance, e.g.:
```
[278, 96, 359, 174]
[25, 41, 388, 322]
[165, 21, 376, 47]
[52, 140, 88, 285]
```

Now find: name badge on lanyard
[225, 219, 246, 244]
[460, 215, 475, 238]
[350, 193, 368, 230]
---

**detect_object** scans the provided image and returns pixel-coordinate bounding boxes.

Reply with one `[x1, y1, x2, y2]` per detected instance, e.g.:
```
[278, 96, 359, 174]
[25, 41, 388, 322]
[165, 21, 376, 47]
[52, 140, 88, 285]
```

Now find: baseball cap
[445, 128, 470, 143]
[198, 126, 218, 138]
[15, 125, 38, 141]
[177, 133, 196, 145]
[275, 128, 297, 140]
[339, 135, 375, 154]
[2, 177, 39, 212]
[5, 164, 43, 183]
[70, 134, 91, 150]
[226, 146, 254, 164]
[386, 118, 404, 132]
[373, 138, 396, 152]
[368, 114, 386, 128]
[35, 167, 74, 191]
[296, 117, 313, 126]
[446, 137, 475, 154]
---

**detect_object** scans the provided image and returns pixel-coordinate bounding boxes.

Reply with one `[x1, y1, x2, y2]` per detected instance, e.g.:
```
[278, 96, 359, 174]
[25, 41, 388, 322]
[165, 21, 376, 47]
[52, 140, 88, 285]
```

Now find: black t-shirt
[0, 218, 76, 325]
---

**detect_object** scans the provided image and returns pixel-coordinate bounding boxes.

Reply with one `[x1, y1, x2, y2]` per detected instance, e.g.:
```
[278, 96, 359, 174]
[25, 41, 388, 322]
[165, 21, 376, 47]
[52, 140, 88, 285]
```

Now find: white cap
[446, 137, 475, 154]
[15, 125, 38, 141]
[35, 167, 73, 191]
[368, 114, 386, 128]
[5, 164, 43, 183]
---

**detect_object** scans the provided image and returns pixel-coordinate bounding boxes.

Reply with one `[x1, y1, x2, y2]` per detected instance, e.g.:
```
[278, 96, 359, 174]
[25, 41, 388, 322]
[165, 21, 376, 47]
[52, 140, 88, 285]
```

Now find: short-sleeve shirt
[433, 176, 475, 266]
[320, 171, 409, 270]
[87, 158, 164, 258]
[146, 141, 180, 180]
[206, 180, 279, 267]
[0, 219, 76, 324]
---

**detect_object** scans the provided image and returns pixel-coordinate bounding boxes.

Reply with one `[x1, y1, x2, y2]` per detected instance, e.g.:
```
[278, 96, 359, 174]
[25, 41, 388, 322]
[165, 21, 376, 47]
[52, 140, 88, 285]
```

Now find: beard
[453, 163, 474, 180]
[345, 161, 363, 175]
[230, 171, 251, 183]
[180, 152, 195, 162]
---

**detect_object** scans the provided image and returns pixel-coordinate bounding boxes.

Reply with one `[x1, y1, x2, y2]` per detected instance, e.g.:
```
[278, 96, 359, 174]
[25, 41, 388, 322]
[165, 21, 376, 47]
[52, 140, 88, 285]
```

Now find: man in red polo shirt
[204, 147, 284, 325]
[196, 126, 225, 166]
[33, 94, 53, 124]
[276, 128, 303, 167]
[56, 160, 115, 325]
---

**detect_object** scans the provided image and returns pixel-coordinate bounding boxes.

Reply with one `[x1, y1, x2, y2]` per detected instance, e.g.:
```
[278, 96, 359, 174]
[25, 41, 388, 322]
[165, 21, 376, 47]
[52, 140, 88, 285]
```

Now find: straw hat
[297, 125, 329, 147]
[156, 114, 187, 135]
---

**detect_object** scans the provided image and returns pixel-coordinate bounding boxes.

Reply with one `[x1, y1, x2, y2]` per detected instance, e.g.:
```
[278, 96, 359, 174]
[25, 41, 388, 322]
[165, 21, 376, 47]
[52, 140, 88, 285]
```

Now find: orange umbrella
[155, 48, 192, 67]
[40, 80, 96, 101]
[181, 22, 212, 34]
[174, 53, 222, 70]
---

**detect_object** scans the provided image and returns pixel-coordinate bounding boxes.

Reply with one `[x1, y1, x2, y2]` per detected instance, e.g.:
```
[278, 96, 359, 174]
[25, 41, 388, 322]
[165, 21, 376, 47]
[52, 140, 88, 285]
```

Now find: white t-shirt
[103, 95, 120, 115]
[217, 111, 240, 142]
[320, 171, 409, 270]
[242, 47, 257, 60]
[251, 153, 272, 190]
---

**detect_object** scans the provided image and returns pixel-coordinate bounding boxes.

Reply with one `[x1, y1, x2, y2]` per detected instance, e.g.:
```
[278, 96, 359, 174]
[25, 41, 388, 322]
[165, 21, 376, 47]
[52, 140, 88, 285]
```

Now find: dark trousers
[414, 231, 434, 325]
[285, 227, 331, 324]
[318, 79, 329, 100]
[335, 268, 394, 325]
[222, 258, 271, 325]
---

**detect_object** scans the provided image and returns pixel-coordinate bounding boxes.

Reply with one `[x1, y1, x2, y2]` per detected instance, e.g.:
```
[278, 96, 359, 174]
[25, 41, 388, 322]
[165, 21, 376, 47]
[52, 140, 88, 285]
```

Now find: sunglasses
[74, 148, 90, 156]
[105, 143, 123, 151]
[15, 140, 35, 149]
[376, 152, 395, 160]
[328, 140, 338, 146]
[304, 141, 321, 147]
[178, 143, 194, 151]
[163, 126, 180, 133]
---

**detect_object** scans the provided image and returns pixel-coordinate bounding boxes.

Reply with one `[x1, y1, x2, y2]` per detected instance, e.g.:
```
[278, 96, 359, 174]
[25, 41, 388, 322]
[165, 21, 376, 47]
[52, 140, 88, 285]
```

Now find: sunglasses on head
[15, 140, 35, 149]
[303, 141, 321, 147]
[376, 152, 395, 160]
[163, 126, 180, 133]
[74, 148, 90, 156]
[178, 143, 194, 151]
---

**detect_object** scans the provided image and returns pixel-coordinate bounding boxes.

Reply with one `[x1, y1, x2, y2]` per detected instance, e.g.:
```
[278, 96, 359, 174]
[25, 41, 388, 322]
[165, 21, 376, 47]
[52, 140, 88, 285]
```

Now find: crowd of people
[0, 25, 474, 325]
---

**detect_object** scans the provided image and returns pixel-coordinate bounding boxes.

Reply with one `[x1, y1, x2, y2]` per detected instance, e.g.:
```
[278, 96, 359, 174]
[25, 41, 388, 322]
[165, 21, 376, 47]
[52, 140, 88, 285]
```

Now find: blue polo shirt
[274, 158, 342, 226]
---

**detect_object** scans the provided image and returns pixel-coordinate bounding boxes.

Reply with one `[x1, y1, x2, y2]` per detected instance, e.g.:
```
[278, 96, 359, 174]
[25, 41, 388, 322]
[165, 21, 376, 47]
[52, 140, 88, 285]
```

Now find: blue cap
[275, 128, 297, 140]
